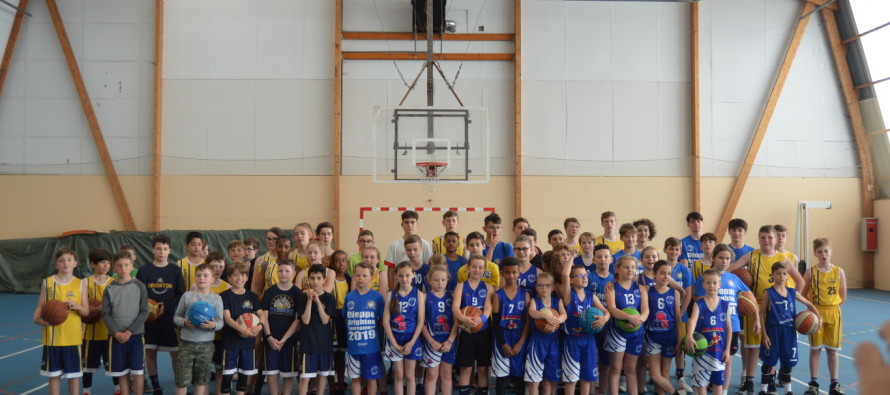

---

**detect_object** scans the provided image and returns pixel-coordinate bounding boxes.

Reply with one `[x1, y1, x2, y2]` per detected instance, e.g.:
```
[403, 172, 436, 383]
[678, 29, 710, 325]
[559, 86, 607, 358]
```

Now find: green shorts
[176, 340, 215, 387]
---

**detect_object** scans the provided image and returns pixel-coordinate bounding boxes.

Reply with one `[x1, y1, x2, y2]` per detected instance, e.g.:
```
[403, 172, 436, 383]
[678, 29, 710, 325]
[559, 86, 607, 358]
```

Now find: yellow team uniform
[743, 250, 796, 346]
[432, 234, 464, 257]
[210, 280, 231, 341]
[595, 236, 624, 255]
[807, 265, 843, 349]
[43, 276, 84, 347]
[335, 279, 349, 309]
[290, 250, 310, 272]
[83, 276, 112, 342]
[178, 257, 203, 288]
[258, 253, 279, 292]
[568, 242, 582, 253]
[369, 270, 381, 292]
[457, 260, 501, 287]
[692, 260, 712, 281]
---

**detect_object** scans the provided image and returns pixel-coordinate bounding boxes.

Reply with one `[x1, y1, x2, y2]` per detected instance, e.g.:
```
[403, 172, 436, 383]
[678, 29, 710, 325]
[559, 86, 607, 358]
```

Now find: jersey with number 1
[390, 287, 420, 336]
[612, 281, 643, 336]
[345, 289, 384, 354]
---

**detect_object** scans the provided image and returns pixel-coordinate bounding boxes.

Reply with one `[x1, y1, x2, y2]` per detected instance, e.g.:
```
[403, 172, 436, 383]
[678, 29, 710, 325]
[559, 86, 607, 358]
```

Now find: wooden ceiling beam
[46, 0, 137, 231]
[0, 0, 30, 98]
[152, 0, 164, 232]
[714, 2, 815, 239]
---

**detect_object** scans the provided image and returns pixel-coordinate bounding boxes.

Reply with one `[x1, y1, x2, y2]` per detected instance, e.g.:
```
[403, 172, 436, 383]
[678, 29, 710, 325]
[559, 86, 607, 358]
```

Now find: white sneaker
[679, 376, 693, 392]
[619, 374, 628, 392]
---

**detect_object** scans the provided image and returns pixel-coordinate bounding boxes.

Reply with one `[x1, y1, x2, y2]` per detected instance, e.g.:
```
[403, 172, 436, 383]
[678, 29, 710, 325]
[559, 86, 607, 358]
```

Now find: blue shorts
[421, 337, 458, 368]
[760, 325, 798, 368]
[562, 335, 598, 383]
[301, 353, 334, 378]
[645, 331, 678, 358]
[524, 334, 561, 383]
[144, 318, 179, 351]
[41, 345, 83, 379]
[108, 335, 145, 377]
[346, 352, 385, 380]
[264, 343, 299, 377]
[604, 326, 644, 356]
[82, 339, 109, 372]
[385, 332, 423, 362]
[491, 336, 525, 378]
[223, 348, 257, 376]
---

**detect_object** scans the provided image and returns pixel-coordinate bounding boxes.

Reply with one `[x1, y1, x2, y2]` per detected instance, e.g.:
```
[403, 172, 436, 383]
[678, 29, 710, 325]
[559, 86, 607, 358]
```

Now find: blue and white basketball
[579, 306, 606, 335]
[188, 301, 216, 327]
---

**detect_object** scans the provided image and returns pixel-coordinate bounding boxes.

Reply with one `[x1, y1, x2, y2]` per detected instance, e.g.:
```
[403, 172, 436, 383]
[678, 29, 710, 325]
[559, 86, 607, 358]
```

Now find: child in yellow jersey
[774, 224, 800, 267]
[595, 211, 624, 254]
[691, 233, 717, 281]
[433, 210, 464, 256]
[801, 238, 847, 395]
[458, 232, 501, 287]
[179, 231, 206, 289]
[330, 250, 351, 394]
[82, 248, 117, 395]
[295, 241, 336, 292]
[354, 246, 389, 294]
[35, 246, 89, 395]
[203, 252, 232, 395]
[728, 225, 804, 395]
[292, 222, 315, 271]
[563, 217, 582, 252]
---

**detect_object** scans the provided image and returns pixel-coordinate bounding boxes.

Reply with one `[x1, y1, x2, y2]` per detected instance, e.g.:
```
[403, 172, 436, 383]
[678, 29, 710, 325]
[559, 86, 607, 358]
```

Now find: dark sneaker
[829, 383, 845, 395]
[735, 381, 754, 395]
[803, 381, 819, 395]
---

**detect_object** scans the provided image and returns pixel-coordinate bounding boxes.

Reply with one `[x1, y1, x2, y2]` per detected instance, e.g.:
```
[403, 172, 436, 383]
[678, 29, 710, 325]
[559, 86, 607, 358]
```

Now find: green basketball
[682, 332, 708, 357]
[616, 307, 641, 332]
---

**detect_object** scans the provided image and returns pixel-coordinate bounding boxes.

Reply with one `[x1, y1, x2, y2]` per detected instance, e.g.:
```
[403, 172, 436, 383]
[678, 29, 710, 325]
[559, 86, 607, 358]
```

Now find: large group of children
[34, 210, 849, 395]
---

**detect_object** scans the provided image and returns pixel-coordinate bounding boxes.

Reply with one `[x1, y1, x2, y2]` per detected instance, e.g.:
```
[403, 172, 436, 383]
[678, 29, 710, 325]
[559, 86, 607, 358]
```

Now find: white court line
[848, 295, 890, 305]
[20, 383, 48, 395]
[733, 354, 829, 395]
[797, 339, 856, 361]
[0, 344, 41, 360]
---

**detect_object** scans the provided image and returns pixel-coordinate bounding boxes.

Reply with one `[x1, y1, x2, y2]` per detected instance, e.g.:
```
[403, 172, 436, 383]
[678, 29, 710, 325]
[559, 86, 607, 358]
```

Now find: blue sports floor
[1, 290, 887, 394]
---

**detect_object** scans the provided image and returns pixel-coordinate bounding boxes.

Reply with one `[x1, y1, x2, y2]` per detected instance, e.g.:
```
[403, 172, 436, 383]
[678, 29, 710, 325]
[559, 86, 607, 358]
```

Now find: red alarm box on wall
[861, 217, 878, 251]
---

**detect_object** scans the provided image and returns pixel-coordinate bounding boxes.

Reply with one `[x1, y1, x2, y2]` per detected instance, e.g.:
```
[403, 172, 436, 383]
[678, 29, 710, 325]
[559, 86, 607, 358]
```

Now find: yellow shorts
[743, 315, 761, 348]
[809, 305, 842, 350]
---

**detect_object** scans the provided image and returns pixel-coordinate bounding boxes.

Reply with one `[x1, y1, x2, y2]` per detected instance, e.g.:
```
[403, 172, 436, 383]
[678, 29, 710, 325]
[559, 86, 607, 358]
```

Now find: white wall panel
[208, 81, 256, 163]
[0, 99, 25, 136]
[0, 136, 24, 173]
[26, 60, 77, 98]
[523, 80, 566, 175]
[565, 81, 613, 174]
[522, 1, 565, 80]
[25, 98, 85, 137]
[207, 3, 257, 78]
[611, 3, 658, 82]
[657, 3, 690, 82]
[82, 61, 141, 99]
[93, 99, 140, 138]
[83, 24, 140, 61]
[564, 2, 611, 81]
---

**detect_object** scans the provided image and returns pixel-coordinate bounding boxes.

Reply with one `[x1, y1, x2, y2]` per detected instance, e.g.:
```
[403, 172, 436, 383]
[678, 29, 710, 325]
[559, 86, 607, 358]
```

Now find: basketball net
[416, 161, 447, 194]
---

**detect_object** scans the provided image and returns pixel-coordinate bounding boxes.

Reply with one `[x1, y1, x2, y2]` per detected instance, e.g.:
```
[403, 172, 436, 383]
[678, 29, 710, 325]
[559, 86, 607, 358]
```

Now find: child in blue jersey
[646, 260, 683, 395]
[515, 236, 541, 295]
[297, 264, 337, 395]
[638, 247, 659, 287]
[492, 258, 530, 395]
[345, 261, 386, 395]
[524, 272, 567, 395]
[587, 243, 614, 393]
[758, 263, 820, 395]
[728, 218, 755, 263]
[453, 254, 495, 395]
[665, 237, 695, 391]
[384, 262, 426, 395]
[605, 255, 649, 395]
[612, 224, 641, 272]
[573, 232, 596, 270]
[219, 262, 262, 395]
[694, 244, 761, 395]
[561, 264, 610, 395]
[421, 265, 459, 395]
[443, 232, 467, 293]
[483, 212, 515, 265]
[687, 269, 732, 395]
[680, 211, 705, 266]
[404, 235, 430, 291]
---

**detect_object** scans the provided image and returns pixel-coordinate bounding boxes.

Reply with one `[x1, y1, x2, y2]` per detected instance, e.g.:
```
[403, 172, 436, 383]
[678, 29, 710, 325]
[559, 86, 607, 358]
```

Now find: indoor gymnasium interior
[0, 0, 889, 394]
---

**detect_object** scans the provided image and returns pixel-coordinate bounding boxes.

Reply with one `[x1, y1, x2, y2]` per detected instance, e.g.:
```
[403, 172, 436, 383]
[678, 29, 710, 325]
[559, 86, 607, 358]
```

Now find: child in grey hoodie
[172, 263, 224, 395]
[102, 252, 149, 395]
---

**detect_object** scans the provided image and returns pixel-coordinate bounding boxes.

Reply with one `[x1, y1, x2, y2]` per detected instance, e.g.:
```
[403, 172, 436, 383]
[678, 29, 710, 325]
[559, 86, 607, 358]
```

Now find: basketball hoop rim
[415, 161, 448, 167]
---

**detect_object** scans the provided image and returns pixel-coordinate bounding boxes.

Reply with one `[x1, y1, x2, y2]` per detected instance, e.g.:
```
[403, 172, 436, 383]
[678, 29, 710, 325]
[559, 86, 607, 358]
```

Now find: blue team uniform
[524, 297, 562, 383]
[680, 236, 703, 263]
[483, 241, 515, 265]
[694, 271, 749, 332]
[455, 280, 493, 368]
[645, 286, 678, 358]
[344, 289, 385, 379]
[517, 266, 538, 295]
[760, 287, 799, 368]
[384, 287, 423, 361]
[562, 289, 599, 383]
[612, 250, 642, 275]
[445, 256, 466, 293]
[492, 288, 528, 378]
[421, 291, 458, 367]
[605, 281, 644, 356]
[731, 245, 755, 263]
[638, 273, 656, 287]
[412, 264, 430, 291]
[691, 298, 730, 388]
[588, 271, 614, 366]
[672, 263, 694, 322]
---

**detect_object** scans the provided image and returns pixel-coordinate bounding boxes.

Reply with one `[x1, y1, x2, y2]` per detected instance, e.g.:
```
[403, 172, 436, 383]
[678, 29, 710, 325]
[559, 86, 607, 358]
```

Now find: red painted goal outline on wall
[359, 207, 497, 231]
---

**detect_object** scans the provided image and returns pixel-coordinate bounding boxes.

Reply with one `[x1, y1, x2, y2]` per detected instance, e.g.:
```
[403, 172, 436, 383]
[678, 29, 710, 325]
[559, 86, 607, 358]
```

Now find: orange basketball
[82, 298, 103, 324]
[736, 291, 758, 316]
[535, 307, 559, 334]
[732, 269, 753, 289]
[41, 300, 69, 326]
[795, 311, 820, 335]
[238, 313, 262, 329]
[146, 299, 164, 323]
[460, 306, 484, 333]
